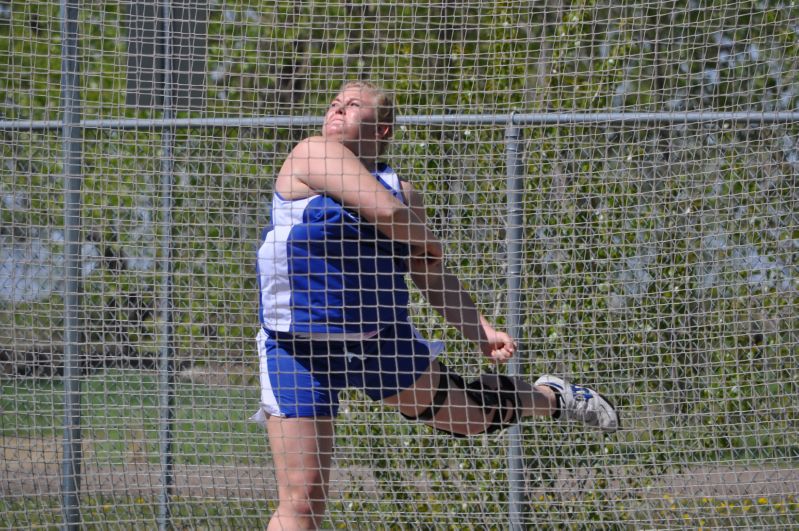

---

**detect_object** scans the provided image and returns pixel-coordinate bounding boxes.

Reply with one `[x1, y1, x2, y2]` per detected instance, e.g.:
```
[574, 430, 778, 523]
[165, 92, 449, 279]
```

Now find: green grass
[1, 369, 266, 466]
[0, 495, 272, 529]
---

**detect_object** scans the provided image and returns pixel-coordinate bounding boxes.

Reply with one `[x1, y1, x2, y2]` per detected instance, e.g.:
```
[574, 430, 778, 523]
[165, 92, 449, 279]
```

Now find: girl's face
[323, 85, 386, 152]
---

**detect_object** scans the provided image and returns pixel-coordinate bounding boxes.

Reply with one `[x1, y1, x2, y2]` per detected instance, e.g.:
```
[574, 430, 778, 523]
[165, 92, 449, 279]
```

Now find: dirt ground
[0, 435, 380, 502]
[3, 434, 797, 505]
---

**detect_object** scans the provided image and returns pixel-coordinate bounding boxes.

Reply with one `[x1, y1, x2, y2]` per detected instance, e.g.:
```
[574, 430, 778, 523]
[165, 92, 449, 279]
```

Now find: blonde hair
[340, 81, 395, 154]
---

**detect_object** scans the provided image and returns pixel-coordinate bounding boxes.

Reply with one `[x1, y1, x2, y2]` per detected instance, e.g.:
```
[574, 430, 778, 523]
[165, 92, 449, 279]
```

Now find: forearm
[374, 204, 441, 254]
[410, 261, 486, 344]
[296, 138, 441, 254]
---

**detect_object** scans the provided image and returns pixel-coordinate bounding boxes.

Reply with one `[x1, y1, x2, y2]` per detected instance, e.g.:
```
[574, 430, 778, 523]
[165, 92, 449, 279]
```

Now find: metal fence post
[157, 1, 177, 529]
[505, 116, 525, 529]
[60, 1, 83, 529]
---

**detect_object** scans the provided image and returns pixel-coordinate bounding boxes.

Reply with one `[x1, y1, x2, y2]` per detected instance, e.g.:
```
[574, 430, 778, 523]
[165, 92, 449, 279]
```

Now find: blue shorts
[253, 321, 444, 419]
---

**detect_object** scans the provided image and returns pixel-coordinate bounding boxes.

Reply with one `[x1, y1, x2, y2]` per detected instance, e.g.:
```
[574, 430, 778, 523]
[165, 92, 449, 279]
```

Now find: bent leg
[383, 360, 557, 437]
[266, 415, 335, 530]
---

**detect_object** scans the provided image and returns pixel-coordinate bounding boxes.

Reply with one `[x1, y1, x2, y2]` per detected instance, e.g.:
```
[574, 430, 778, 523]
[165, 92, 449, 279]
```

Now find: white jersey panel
[257, 195, 313, 333]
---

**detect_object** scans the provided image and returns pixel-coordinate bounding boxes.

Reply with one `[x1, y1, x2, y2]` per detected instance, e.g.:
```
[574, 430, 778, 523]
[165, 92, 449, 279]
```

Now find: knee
[273, 473, 328, 527]
[281, 493, 317, 516]
[274, 490, 326, 528]
[400, 364, 523, 438]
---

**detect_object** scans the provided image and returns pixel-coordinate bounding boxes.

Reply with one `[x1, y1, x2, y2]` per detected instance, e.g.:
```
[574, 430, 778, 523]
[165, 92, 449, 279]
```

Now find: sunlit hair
[340, 81, 395, 154]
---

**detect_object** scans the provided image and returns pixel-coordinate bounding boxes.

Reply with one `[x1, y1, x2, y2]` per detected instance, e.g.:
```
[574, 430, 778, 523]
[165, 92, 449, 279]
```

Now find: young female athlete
[253, 81, 619, 529]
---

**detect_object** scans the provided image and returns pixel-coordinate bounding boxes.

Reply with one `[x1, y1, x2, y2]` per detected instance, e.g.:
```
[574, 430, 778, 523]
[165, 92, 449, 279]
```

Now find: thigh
[382, 360, 495, 435]
[358, 321, 443, 402]
[267, 415, 335, 510]
[381, 358, 442, 413]
[257, 329, 341, 418]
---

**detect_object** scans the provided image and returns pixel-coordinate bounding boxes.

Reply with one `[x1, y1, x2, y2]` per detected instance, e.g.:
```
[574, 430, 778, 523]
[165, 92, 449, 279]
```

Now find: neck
[361, 156, 379, 172]
[344, 140, 380, 171]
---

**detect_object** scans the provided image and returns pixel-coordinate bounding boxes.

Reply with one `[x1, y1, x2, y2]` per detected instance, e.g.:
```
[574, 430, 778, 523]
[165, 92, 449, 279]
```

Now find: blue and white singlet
[256, 163, 410, 338]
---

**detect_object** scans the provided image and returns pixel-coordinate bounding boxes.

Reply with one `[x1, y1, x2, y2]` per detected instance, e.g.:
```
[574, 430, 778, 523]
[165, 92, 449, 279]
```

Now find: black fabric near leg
[401, 366, 524, 437]
[464, 374, 523, 434]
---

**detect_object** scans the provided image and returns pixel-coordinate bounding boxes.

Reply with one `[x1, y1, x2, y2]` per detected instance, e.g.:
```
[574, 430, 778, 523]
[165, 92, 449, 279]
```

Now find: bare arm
[401, 182, 516, 363]
[277, 137, 442, 259]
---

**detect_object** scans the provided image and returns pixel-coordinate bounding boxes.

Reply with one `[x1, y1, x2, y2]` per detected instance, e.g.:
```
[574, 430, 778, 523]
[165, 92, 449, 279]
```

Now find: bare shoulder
[277, 137, 364, 199]
[275, 137, 326, 199]
[292, 136, 352, 158]
[287, 135, 319, 158]
[280, 136, 347, 172]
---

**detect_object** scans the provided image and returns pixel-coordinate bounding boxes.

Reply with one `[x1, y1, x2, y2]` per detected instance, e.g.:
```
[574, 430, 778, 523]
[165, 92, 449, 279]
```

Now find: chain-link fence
[1, 1, 797, 528]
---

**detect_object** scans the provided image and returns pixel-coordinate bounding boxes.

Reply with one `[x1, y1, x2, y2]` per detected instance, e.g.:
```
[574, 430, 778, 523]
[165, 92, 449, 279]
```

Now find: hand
[480, 325, 517, 363]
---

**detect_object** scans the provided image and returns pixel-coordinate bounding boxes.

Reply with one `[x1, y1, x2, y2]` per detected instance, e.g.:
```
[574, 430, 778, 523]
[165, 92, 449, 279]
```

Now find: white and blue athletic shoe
[534, 375, 620, 433]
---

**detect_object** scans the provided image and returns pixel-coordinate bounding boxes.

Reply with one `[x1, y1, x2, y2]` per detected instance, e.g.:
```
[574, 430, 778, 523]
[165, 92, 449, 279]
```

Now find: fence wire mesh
[1, 1, 798, 528]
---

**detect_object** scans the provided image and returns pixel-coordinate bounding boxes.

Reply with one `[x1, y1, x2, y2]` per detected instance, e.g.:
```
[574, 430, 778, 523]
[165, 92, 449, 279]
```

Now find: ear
[378, 123, 393, 141]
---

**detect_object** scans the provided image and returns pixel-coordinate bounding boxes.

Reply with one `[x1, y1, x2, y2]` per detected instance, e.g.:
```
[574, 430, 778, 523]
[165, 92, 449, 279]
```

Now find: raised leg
[383, 359, 557, 436]
[385, 360, 619, 435]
